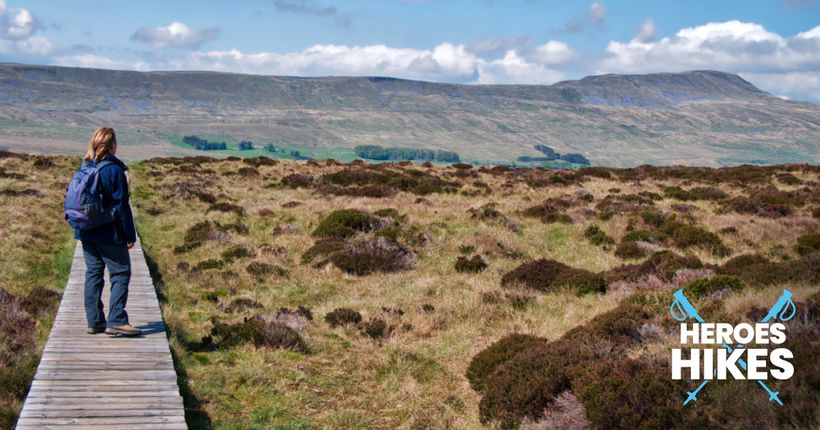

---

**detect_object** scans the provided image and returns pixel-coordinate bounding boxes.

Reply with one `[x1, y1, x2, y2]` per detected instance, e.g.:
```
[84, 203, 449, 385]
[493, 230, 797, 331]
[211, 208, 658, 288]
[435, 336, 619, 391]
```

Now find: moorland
[4, 152, 817, 429]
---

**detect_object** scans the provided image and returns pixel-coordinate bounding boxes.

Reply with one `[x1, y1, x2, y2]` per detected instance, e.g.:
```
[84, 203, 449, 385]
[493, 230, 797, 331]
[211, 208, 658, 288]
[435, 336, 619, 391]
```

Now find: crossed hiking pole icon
[669, 288, 797, 406]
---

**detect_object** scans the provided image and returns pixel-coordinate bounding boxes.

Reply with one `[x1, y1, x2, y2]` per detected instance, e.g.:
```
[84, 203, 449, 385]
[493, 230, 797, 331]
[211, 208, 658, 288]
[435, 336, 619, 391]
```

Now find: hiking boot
[105, 324, 143, 337]
[87, 323, 107, 334]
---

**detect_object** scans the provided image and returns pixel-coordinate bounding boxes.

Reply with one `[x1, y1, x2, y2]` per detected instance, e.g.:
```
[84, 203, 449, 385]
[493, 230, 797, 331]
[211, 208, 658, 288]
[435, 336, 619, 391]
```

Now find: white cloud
[597, 20, 820, 102]
[599, 21, 820, 73]
[589, 2, 606, 25]
[0, 1, 51, 56]
[527, 40, 576, 65]
[160, 42, 567, 85]
[635, 19, 656, 43]
[131, 22, 220, 50]
[475, 50, 564, 84]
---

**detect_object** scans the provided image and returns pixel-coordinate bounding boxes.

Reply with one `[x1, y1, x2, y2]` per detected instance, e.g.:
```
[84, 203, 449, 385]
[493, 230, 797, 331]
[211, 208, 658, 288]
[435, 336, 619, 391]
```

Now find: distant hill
[0, 63, 817, 166]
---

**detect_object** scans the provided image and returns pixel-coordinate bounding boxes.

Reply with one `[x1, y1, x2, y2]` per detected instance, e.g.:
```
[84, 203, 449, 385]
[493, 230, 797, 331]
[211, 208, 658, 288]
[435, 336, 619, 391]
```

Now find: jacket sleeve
[103, 166, 137, 243]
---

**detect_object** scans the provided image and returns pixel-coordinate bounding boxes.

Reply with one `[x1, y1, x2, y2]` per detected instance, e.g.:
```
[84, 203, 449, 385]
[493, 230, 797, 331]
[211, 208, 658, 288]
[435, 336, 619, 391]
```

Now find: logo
[669, 288, 796, 405]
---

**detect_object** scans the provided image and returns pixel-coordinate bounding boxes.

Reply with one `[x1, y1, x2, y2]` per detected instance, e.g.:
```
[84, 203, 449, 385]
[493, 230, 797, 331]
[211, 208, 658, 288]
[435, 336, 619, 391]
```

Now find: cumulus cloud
[634, 19, 656, 43]
[159, 42, 566, 85]
[475, 50, 564, 84]
[526, 40, 577, 65]
[599, 21, 820, 73]
[274, 0, 351, 28]
[597, 20, 820, 101]
[468, 35, 531, 56]
[131, 22, 220, 50]
[0, 1, 51, 56]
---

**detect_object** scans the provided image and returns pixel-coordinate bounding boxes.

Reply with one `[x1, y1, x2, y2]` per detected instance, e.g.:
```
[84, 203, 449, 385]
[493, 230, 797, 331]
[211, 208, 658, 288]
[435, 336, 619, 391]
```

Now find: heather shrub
[466, 333, 547, 392]
[605, 251, 703, 283]
[324, 308, 362, 327]
[312, 209, 375, 239]
[280, 173, 315, 188]
[211, 317, 307, 352]
[795, 233, 820, 256]
[501, 259, 606, 295]
[522, 199, 573, 224]
[685, 275, 745, 298]
[583, 225, 614, 248]
[776, 172, 802, 185]
[478, 342, 572, 429]
[669, 224, 730, 256]
[362, 317, 390, 339]
[221, 245, 255, 262]
[574, 358, 687, 430]
[20, 286, 61, 316]
[330, 237, 417, 275]
[208, 202, 245, 215]
[237, 166, 259, 177]
[719, 252, 819, 286]
[455, 255, 488, 273]
[614, 240, 646, 259]
[301, 238, 346, 265]
[192, 259, 223, 272]
[223, 298, 263, 314]
[246, 261, 288, 278]
[469, 202, 507, 223]
[664, 186, 728, 201]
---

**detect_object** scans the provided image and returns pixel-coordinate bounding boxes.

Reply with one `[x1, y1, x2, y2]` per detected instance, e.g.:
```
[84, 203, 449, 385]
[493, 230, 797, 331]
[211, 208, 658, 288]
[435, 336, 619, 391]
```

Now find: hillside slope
[0, 64, 817, 166]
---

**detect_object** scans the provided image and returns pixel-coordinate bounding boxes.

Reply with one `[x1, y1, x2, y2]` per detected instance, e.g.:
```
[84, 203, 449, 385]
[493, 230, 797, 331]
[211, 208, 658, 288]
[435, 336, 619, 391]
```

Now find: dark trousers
[82, 241, 131, 327]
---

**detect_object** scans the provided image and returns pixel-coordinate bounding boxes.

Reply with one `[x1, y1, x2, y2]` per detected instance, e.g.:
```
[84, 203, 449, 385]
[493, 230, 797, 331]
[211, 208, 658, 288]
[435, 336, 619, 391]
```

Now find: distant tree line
[238, 140, 254, 150]
[354, 145, 460, 162]
[517, 145, 590, 165]
[182, 135, 227, 151]
[264, 143, 311, 160]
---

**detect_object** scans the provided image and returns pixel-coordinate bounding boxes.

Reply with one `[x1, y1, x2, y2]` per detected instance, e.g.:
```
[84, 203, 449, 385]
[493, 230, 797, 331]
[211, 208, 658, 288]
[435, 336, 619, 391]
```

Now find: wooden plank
[16, 238, 187, 429]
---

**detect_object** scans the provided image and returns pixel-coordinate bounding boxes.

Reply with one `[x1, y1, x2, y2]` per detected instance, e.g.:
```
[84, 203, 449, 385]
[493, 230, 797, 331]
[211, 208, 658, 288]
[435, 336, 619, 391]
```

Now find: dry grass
[0, 152, 76, 428]
[124, 159, 819, 429]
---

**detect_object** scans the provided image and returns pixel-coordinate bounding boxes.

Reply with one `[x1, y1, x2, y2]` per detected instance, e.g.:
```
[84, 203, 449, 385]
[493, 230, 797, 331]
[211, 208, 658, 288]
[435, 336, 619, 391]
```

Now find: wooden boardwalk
[16, 239, 187, 429]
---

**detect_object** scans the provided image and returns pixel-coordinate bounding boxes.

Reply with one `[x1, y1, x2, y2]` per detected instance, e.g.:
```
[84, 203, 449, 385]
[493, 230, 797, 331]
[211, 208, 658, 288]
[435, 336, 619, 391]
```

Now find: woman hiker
[72, 127, 142, 336]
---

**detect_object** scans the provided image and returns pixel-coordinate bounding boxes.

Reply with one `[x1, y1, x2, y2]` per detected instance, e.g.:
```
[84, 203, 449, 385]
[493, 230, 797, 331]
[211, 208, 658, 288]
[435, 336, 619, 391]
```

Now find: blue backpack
[64, 160, 116, 230]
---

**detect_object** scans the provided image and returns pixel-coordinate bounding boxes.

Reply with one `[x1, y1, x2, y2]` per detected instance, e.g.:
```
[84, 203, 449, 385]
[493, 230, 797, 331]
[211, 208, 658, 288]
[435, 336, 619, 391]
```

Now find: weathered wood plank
[16, 239, 187, 429]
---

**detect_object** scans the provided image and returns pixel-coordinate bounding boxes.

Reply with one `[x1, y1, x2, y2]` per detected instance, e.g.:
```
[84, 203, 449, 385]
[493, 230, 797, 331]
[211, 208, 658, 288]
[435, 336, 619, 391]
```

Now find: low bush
[664, 186, 728, 201]
[574, 358, 687, 430]
[614, 240, 646, 259]
[208, 202, 245, 215]
[584, 225, 614, 248]
[192, 259, 223, 272]
[605, 251, 704, 283]
[221, 245, 255, 262]
[522, 199, 573, 224]
[669, 224, 730, 256]
[455, 255, 488, 273]
[312, 209, 375, 239]
[718, 252, 819, 286]
[324, 308, 362, 327]
[795, 233, 820, 256]
[223, 298, 264, 314]
[211, 317, 307, 352]
[246, 261, 288, 278]
[280, 173, 315, 188]
[469, 203, 507, 223]
[466, 333, 547, 392]
[501, 259, 606, 295]
[685, 275, 745, 298]
[330, 237, 417, 275]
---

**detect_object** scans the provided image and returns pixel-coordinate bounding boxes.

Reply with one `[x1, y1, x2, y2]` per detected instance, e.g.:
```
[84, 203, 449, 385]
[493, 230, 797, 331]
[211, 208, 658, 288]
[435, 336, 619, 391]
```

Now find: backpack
[64, 160, 116, 230]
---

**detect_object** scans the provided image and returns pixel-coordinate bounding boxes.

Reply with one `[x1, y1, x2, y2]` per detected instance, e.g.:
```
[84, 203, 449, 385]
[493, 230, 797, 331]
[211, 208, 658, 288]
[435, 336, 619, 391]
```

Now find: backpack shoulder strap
[95, 160, 114, 171]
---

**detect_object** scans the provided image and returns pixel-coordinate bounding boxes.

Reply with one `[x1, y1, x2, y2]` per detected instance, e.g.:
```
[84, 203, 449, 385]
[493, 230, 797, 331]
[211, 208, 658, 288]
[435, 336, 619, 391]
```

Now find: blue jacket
[74, 154, 137, 245]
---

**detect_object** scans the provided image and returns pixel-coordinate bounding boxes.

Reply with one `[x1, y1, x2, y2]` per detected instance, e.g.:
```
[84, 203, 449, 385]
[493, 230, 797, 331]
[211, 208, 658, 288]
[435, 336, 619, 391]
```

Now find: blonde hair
[84, 127, 117, 162]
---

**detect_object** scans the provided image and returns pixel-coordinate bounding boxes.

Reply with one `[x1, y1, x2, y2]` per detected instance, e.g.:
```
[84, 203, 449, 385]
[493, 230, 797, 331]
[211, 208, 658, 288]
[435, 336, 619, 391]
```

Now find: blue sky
[1, 0, 819, 101]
